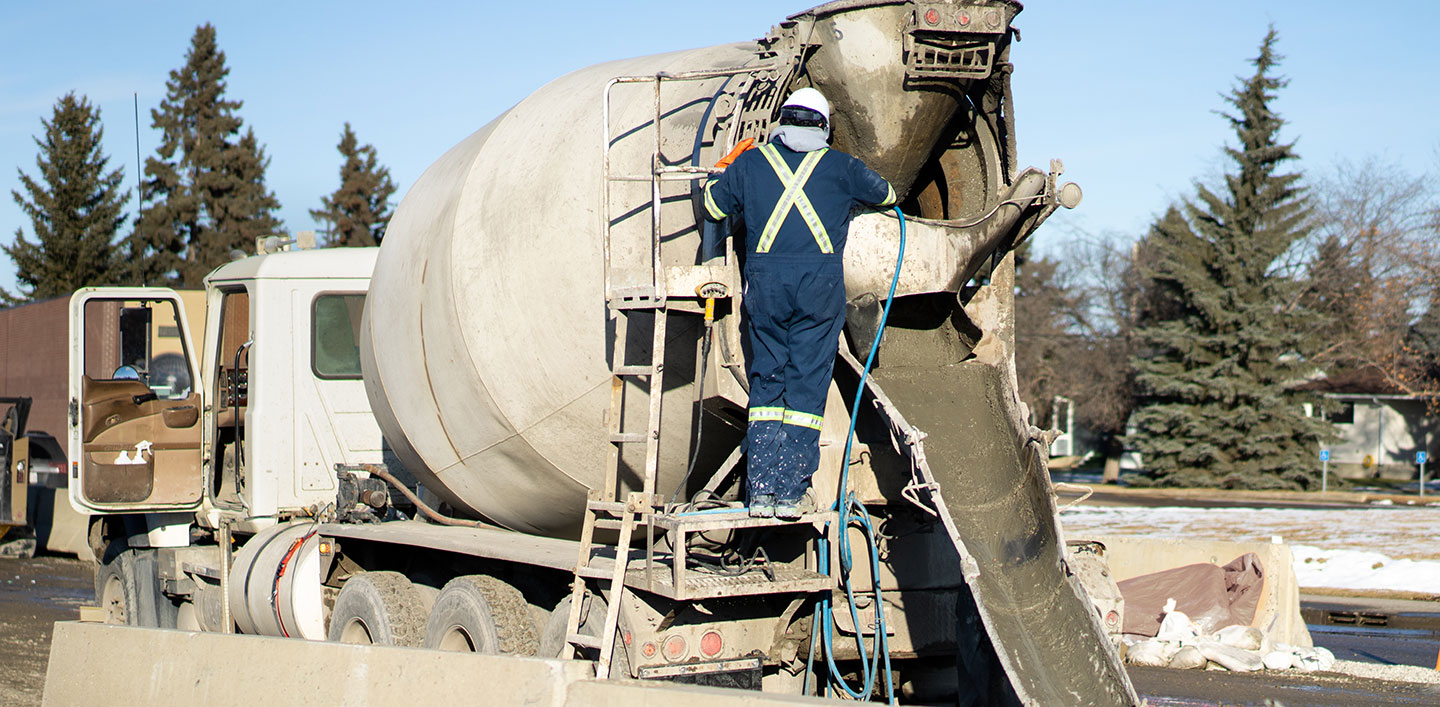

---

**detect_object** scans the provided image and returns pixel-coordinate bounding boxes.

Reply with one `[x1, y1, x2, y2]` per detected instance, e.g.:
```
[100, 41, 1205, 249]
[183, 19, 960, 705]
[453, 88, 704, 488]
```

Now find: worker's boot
[774, 489, 815, 520]
[749, 494, 776, 518]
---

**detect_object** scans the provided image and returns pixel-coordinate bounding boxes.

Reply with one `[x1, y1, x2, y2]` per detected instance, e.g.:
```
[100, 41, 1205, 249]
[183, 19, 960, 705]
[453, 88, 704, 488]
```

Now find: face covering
[769, 124, 829, 152]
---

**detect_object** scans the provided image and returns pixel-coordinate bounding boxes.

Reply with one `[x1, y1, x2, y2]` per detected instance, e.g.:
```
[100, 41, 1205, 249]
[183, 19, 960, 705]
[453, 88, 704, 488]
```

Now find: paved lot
[0, 556, 90, 707]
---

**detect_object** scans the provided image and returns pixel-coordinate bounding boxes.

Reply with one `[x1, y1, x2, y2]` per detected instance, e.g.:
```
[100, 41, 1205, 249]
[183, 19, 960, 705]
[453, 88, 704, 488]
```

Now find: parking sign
[1319, 449, 1330, 462]
[1419, 451, 1428, 464]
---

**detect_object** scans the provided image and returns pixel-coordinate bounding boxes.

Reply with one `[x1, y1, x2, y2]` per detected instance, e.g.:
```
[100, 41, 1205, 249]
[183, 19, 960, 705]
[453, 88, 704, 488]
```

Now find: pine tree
[311, 123, 397, 247]
[129, 23, 282, 287]
[1129, 29, 1329, 489]
[2, 93, 129, 304]
[1414, 294, 1440, 360]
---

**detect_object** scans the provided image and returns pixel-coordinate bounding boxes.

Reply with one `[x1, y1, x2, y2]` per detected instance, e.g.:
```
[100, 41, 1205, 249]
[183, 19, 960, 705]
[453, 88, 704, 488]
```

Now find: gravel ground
[0, 556, 92, 707]
[1330, 659, 1440, 685]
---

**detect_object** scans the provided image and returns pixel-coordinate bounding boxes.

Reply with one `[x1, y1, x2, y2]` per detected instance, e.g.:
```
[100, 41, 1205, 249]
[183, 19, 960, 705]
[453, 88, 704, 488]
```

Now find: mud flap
[843, 354, 1138, 706]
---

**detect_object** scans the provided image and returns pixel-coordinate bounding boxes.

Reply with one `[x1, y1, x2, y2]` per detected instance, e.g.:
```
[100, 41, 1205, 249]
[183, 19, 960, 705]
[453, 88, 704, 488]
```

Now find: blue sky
[3, 1, 1437, 295]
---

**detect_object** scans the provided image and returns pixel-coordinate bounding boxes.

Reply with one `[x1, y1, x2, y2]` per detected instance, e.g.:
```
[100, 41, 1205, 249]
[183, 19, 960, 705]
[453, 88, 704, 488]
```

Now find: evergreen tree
[2, 93, 129, 305]
[311, 123, 397, 247]
[1129, 29, 1329, 489]
[129, 23, 282, 287]
[1413, 294, 1440, 361]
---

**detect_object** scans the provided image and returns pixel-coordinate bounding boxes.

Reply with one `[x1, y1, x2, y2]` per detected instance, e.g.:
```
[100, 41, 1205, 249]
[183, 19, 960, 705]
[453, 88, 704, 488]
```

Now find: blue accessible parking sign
[1319, 450, 1330, 462]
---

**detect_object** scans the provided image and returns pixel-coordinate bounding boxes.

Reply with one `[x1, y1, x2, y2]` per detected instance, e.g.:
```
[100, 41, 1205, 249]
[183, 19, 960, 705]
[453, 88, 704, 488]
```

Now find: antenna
[134, 92, 145, 287]
[133, 93, 142, 205]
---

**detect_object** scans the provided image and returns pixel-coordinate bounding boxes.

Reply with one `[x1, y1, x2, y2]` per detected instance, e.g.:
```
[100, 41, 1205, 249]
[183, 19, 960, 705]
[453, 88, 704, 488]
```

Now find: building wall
[0, 291, 205, 444]
[0, 297, 70, 438]
[1326, 397, 1437, 480]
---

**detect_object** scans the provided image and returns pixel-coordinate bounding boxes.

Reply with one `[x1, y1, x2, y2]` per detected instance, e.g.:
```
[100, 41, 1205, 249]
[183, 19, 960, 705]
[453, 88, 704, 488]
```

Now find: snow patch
[1061, 504, 1440, 593]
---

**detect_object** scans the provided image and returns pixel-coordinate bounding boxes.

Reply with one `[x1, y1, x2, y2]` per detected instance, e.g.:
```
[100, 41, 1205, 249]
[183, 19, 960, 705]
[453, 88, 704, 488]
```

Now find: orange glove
[713, 138, 755, 170]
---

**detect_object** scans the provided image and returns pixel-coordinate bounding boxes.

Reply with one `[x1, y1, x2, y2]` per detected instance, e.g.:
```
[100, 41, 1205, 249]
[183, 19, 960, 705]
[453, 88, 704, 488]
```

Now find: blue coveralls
[703, 141, 896, 504]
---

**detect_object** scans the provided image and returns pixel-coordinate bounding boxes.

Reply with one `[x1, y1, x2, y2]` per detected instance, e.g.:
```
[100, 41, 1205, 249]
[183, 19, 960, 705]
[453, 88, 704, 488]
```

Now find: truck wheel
[539, 594, 631, 678]
[422, 575, 538, 655]
[95, 550, 139, 625]
[94, 543, 178, 628]
[327, 571, 426, 647]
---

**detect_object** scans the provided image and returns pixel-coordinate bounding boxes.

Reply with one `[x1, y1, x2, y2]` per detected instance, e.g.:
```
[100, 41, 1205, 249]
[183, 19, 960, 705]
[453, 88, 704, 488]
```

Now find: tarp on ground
[1118, 552, 1264, 636]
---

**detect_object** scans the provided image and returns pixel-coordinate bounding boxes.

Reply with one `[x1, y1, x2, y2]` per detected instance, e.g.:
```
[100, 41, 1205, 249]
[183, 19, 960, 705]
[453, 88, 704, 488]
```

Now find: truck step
[608, 432, 647, 444]
[627, 562, 833, 601]
[651, 509, 837, 534]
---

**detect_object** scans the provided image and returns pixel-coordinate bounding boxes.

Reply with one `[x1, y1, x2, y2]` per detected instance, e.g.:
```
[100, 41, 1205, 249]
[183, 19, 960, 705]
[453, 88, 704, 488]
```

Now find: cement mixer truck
[61, 1, 1136, 703]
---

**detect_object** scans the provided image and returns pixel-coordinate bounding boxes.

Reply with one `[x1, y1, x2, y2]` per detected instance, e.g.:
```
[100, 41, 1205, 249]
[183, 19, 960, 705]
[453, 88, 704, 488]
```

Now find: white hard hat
[782, 87, 830, 123]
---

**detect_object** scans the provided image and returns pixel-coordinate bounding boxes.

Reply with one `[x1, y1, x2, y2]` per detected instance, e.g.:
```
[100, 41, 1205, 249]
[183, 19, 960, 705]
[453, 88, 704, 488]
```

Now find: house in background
[1301, 368, 1437, 482]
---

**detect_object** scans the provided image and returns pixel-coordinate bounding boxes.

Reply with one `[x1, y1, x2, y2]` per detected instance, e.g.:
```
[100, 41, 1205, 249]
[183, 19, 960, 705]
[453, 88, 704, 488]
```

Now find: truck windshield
[312, 294, 365, 379]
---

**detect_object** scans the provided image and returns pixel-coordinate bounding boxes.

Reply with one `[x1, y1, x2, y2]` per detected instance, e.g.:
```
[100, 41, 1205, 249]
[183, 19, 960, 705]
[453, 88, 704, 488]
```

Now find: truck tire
[539, 594, 631, 678]
[95, 549, 139, 625]
[422, 575, 538, 655]
[94, 543, 179, 628]
[327, 571, 426, 647]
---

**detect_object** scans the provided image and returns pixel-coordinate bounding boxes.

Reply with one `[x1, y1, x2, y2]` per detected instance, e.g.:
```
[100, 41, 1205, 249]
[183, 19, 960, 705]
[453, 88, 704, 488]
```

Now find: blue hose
[805, 206, 904, 702]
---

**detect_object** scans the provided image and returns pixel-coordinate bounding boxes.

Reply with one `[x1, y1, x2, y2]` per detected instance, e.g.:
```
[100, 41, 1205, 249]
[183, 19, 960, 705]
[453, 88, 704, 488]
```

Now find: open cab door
[68, 288, 203, 513]
[0, 397, 31, 530]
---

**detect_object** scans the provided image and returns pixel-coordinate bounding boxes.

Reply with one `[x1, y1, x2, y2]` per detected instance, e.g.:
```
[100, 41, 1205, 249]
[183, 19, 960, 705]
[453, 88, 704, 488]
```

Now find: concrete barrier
[42, 622, 831, 706]
[566, 680, 826, 706]
[1088, 535, 1312, 647]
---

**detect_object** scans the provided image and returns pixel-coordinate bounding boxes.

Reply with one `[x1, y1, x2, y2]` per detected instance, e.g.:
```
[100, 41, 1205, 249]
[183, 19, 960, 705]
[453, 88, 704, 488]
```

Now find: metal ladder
[565, 61, 822, 678]
[562, 303, 667, 677]
[566, 65, 757, 678]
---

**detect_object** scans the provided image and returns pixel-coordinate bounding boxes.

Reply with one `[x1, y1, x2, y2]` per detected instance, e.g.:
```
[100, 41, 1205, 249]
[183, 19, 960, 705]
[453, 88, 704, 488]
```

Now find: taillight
[662, 634, 688, 661]
[700, 630, 723, 657]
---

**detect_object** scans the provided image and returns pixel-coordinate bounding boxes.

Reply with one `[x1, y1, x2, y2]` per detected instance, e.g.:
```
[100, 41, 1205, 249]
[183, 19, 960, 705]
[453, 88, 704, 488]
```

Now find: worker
[702, 87, 896, 518]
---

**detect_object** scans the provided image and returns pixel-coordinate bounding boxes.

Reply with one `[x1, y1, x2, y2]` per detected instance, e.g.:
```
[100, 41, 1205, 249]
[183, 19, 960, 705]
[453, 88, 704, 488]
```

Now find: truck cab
[69, 247, 383, 551]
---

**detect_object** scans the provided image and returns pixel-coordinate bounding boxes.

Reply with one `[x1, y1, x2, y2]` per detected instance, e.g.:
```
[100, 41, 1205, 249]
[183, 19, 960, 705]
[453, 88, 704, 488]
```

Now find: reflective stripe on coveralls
[748, 406, 785, 423]
[750, 406, 824, 430]
[782, 409, 824, 430]
[755, 145, 831, 254]
[703, 180, 727, 220]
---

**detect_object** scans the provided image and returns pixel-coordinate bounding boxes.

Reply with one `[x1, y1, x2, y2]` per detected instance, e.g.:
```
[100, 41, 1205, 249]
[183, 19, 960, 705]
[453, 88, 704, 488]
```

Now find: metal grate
[906, 33, 996, 80]
[629, 562, 832, 600]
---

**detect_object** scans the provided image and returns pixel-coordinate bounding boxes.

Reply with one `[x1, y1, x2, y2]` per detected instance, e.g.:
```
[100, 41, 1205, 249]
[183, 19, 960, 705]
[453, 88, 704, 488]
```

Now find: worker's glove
[713, 138, 755, 170]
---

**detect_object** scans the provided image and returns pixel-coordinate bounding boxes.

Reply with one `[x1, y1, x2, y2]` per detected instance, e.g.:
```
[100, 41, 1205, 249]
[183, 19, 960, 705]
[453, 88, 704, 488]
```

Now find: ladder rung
[613, 364, 654, 376]
[609, 432, 646, 444]
[576, 566, 614, 580]
[587, 500, 629, 513]
[568, 633, 602, 649]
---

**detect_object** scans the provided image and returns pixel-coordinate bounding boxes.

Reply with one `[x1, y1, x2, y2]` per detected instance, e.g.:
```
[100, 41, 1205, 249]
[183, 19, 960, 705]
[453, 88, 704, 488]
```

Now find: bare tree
[1015, 232, 1140, 482]
[1298, 158, 1440, 407]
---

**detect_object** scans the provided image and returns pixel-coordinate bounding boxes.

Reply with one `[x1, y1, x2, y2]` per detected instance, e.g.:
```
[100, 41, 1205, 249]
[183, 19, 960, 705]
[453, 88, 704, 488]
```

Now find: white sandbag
[1127, 639, 1180, 667]
[1215, 625, 1263, 651]
[1197, 641, 1264, 672]
[1156, 599, 1201, 642]
[1293, 645, 1337, 672]
[1169, 645, 1207, 670]
[1262, 651, 1294, 670]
